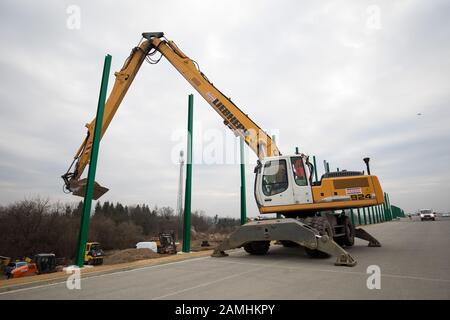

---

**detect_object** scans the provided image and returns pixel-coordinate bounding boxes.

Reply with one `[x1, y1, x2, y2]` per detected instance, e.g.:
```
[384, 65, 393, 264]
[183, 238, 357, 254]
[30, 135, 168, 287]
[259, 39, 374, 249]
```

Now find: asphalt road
[1, 217, 450, 300]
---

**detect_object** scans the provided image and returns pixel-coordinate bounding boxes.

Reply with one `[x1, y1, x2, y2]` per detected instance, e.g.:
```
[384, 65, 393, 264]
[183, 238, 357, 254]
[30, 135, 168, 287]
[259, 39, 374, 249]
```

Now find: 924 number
[350, 194, 372, 200]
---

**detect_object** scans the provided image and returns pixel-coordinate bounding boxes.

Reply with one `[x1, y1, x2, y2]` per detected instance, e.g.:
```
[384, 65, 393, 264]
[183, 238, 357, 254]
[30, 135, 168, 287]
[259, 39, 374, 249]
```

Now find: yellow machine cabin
[255, 155, 383, 216]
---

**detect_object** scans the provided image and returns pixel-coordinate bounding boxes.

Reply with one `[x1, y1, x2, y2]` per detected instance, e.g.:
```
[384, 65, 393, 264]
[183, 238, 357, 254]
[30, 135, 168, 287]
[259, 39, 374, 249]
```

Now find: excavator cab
[254, 155, 384, 216]
[255, 155, 313, 208]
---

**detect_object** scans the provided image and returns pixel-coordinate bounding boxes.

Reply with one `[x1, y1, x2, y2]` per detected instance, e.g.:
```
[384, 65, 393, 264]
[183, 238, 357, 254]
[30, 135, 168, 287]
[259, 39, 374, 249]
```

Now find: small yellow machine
[150, 232, 177, 254]
[84, 242, 104, 265]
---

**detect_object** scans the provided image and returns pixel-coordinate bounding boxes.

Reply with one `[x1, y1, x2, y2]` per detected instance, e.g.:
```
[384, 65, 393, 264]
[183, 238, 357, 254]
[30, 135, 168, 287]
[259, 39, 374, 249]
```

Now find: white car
[419, 209, 436, 221]
[442, 213, 450, 218]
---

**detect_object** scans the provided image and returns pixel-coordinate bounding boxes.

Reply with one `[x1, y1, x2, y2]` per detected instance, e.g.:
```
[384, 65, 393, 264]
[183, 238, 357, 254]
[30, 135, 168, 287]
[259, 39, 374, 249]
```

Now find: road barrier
[348, 192, 405, 226]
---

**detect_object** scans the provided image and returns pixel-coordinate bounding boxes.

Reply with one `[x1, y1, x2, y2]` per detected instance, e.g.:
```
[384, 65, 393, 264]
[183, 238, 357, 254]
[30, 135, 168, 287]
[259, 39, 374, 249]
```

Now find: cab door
[258, 158, 294, 207]
[289, 156, 313, 204]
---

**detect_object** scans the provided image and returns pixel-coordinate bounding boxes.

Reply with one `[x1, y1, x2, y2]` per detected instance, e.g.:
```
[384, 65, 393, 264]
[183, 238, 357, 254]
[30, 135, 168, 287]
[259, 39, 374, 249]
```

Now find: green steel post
[384, 192, 391, 221]
[350, 209, 355, 225]
[357, 208, 361, 225]
[182, 94, 194, 253]
[374, 206, 378, 223]
[387, 196, 391, 220]
[363, 207, 367, 224]
[75, 54, 112, 267]
[368, 207, 373, 224]
[382, 193, 388, 221]
[386, 193, 392, 220]
[312, 156, 318, 183]
[375, 206, 379, 223]
[240, 137, 247, 225]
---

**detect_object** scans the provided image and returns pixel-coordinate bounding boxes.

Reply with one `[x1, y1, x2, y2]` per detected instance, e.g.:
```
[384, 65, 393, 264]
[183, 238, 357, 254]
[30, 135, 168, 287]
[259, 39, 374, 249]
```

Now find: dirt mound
[193, 232, 227, 241]
[103, 248, 160, 265]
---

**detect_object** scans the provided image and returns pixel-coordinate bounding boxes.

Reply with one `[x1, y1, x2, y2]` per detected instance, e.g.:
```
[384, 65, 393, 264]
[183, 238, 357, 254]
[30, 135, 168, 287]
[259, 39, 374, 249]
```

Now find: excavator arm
[142, 32, 280, 158]
[62, 32, 280, 198]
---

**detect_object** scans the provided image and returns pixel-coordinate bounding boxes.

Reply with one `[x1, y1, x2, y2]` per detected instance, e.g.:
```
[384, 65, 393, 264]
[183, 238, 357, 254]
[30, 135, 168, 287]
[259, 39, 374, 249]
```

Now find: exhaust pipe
[363, 157, 371, 175]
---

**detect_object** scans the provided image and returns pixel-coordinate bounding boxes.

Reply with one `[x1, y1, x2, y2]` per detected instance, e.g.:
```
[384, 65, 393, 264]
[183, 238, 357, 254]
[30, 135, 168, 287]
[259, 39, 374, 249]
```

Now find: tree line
[0, 198, 240, 262]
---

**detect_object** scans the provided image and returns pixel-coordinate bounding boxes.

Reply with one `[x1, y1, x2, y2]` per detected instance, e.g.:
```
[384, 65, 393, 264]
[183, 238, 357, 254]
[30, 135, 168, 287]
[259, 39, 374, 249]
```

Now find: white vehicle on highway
[419, 209, 436, 221]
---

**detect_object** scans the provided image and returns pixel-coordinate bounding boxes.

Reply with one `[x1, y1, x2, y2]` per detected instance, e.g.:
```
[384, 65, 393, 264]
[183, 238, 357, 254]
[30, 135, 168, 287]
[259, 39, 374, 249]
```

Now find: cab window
[262, 160, 288, 196]
[291, 157, 308, 186]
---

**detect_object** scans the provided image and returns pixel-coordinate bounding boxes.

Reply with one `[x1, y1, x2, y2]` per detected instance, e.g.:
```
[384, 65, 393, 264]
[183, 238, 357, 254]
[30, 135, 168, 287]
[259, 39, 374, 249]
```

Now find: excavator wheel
[243, 241, 270, 255]
[335, 216, 355, 247]
[304, 216, 334, 258]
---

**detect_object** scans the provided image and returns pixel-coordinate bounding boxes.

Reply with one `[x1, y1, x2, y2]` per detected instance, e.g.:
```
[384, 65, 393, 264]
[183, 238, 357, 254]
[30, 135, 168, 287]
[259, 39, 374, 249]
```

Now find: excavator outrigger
[62, 32, 382, 267]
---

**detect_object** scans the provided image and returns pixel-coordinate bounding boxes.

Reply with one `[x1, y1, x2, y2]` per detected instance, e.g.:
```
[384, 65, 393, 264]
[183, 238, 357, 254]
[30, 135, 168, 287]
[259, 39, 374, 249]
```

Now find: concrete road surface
[1, 217, 450, 299]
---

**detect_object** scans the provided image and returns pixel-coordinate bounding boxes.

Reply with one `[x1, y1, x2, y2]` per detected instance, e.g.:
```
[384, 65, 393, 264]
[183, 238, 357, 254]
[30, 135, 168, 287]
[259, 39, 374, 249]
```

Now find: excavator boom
[62, 32, 279, 198]
[143, 33, 280, 159]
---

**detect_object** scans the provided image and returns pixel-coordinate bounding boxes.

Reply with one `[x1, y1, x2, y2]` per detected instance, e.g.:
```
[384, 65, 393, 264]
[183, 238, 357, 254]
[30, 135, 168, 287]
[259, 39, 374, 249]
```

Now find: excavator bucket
[212, 218, 357, 267]
[70, 178, 109, 200]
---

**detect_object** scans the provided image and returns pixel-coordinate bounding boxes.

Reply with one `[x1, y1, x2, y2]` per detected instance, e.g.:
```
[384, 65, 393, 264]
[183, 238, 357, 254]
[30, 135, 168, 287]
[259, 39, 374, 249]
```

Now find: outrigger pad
[70, 178, 109, 200]
[211, 251, 228, 258]
[354, 228, 382, 247]
[335, 253, 357, 267]
[315, 235, 357, 267]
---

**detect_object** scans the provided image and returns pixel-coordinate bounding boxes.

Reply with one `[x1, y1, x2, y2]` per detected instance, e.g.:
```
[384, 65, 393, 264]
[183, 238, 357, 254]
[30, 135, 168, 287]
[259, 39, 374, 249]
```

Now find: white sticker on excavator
[346, 187, 362, 195]
[206, 92, 216, 102]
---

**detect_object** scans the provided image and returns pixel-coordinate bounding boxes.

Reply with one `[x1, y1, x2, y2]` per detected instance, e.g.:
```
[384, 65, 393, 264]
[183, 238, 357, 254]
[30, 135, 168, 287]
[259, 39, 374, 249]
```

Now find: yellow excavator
[62, 32, 383, 266]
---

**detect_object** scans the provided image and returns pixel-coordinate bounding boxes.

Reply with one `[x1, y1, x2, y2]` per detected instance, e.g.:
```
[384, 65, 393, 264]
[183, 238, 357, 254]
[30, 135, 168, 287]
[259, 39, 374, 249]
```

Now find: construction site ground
[1, 217, 450, 299]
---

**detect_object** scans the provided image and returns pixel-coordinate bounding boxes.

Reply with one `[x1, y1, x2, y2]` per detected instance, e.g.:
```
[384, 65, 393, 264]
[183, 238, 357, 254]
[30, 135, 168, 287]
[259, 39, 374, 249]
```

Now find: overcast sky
[0, 0, 449, 218]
